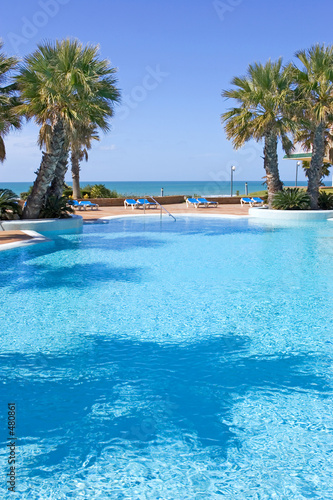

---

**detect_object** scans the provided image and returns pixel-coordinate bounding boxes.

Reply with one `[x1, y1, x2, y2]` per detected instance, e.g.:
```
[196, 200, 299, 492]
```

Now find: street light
[230, 165, 236, 196]
[296, 161, 300, 187]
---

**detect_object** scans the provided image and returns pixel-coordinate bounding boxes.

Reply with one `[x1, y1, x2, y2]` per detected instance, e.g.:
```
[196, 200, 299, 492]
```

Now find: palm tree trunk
[48, 147, 69, 199]
[71, 150, 81, 199]
[0, 137, 6, 162]
[307, 122, 325, 209]
[23, 120, 66, 219]
[264, 130, 283, 208]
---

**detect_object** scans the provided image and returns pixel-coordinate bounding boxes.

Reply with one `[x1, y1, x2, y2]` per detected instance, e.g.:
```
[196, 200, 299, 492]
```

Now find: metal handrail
[146, 195, 176, 221]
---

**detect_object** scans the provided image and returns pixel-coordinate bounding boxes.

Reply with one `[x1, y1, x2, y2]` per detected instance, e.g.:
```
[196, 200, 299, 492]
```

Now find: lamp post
[230, 165, 236, 196]
[296, 161, 300, 187]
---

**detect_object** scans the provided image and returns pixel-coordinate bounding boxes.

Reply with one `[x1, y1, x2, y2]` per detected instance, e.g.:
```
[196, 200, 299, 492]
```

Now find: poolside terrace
[78, 202, 249, 221]
[0, 203, 249, 247]
[0, 230, 33, 245]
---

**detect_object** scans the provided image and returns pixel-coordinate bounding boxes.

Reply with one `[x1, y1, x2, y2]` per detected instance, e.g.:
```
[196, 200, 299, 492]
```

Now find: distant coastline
[1, 180, 330, 198]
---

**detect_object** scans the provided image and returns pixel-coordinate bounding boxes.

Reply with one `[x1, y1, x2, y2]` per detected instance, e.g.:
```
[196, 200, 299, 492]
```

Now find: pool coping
[3, 210, 333, 251]
[0, 230, 52, 251]
[98, 212, 249, 221]
[249, 207, 333, 220]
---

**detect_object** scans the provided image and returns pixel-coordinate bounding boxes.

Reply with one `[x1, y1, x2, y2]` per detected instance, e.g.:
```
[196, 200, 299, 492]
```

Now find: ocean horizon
[1, 180, 328, 198]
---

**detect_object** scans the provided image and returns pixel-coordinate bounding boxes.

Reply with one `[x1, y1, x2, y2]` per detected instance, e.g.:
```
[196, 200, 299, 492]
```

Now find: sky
[1, 0, 333, 183]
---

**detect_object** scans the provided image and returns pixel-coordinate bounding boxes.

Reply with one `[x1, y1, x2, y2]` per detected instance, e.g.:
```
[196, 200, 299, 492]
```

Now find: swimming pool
[1, 216, 333, 499]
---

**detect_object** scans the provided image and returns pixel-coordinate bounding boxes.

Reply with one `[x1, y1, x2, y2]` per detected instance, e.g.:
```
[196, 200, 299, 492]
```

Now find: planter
[1, 215, 83, 235]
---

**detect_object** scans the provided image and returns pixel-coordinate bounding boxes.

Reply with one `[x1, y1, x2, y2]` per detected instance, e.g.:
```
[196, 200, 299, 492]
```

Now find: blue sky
[1, 0, 332, 183]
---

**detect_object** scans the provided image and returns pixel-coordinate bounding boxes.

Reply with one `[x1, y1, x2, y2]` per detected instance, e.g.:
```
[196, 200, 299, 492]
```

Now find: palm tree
[294, 128, 332, 184]
[0, 41, 21, 162]
[37, 119, 99, 200]
[16, 38, 120, 219]
[0, 189, 22, 220]
[292, 44, 333, 209]
[70, 123, 99, 199]
[38, 121, 99, 200]
[222, 59, 295, 207]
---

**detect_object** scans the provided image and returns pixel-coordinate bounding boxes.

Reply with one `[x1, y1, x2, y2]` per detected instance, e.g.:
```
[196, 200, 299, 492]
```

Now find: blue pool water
[1, 216, 333, 499]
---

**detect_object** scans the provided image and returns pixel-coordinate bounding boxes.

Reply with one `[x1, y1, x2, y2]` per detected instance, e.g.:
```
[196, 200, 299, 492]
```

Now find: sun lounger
[68, 200, 84, 211]
[186, 198, 200, 208]
[79, 200, 99, 210]
[251, 197, 264, 206]
[240, 197, 253, 206]
[197, 197, 218, 207]
[124, 199, 139, 209]
[136, 198, 157, 209]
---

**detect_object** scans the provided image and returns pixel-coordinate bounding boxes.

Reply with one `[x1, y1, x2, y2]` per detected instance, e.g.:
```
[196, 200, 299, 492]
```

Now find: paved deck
[0, 230, 33, 245]
[0, 204, 249, 247]
[78, 203, 249, 221]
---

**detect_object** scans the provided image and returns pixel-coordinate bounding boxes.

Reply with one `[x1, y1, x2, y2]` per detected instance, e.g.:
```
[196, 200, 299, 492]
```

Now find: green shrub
[272, 188, 311, 210]
[39, 196, 74, 219]
[20, 185, 33, 200]
[89, 184, 119, 198]
[0, 189, 22, 219]
[62, 187, 73, 197]
[80, 184, 92, 198]
[22, 185, 74, 200]
[318, 191, 333, 209]
[110, 190, 121, 198]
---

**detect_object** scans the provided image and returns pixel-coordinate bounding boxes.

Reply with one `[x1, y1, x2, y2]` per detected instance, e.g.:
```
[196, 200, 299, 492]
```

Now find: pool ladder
[144, 195, 176, 221]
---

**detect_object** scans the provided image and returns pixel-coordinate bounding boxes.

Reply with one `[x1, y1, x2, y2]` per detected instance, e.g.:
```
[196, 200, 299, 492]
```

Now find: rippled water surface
[1, 216, 333, 499]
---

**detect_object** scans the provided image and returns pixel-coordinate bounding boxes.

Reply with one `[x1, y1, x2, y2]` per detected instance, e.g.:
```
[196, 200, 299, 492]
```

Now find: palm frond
[16, 38, 121, 133]
[0, 41, 21, 160]
[222, 58, 294, 147]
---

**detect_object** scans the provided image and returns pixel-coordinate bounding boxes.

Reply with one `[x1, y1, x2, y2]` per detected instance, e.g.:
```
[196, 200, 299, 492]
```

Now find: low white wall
[1, 215, 83, 234]
[249, 207, 333, 220]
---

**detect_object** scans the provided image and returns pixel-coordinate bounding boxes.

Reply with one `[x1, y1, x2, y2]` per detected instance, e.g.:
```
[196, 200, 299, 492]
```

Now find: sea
[0, 180, 325, 198]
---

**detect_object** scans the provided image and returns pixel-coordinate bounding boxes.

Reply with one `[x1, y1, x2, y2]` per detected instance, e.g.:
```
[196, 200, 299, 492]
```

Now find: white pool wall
[1, 215, 83, 234]
[249, 207, 333, 220]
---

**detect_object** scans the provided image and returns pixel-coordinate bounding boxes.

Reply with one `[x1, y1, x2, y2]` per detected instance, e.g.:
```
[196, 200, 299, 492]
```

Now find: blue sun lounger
[197, 197, 218, 207]
[240, 197, 253, 206]
[68, 200, 84, 211]
[124, 199, 140, 209]
[251, 197, 264, 206]
[186, 198, 200, 208]
[79, 200, 99, 210]
[136, 198, 157, 209]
